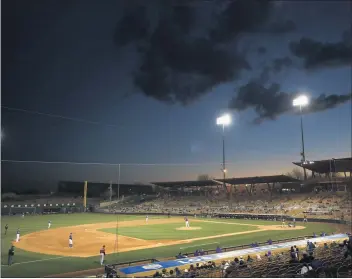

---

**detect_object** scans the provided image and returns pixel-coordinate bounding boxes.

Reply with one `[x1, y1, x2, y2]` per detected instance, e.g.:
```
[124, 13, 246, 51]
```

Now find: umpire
[8, 245, 15, 266]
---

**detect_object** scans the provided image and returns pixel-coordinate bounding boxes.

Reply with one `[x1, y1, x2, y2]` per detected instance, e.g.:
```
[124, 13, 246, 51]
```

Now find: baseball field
[1, 213, 342, 278]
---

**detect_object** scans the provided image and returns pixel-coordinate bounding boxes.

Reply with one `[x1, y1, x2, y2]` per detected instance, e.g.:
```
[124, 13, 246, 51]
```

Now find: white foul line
[180, 242, 219, 250]
[2, 256, 67, 267]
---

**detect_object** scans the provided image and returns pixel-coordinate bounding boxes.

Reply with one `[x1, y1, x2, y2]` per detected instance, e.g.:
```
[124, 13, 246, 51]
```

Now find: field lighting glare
[293, 95, 309, 107]
[216, 114, 231, 126]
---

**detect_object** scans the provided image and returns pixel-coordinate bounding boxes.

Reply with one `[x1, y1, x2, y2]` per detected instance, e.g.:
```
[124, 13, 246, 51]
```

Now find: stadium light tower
[216, 114, 231, 205]
[293, 95, 309, 180]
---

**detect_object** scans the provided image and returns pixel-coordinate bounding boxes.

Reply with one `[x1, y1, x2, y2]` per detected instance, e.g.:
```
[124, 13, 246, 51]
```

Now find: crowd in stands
[147, 236, 352, 278]
[104, 191, 351, 220]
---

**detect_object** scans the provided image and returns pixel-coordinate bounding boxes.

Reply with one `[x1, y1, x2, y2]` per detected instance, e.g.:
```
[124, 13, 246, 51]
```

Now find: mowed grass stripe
[99, 222, 256, 240]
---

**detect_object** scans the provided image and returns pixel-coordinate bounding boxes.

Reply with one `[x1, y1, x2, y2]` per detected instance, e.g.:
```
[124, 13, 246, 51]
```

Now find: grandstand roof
[217, 175, 300, 185]
[293, 157, 352, 174]
[152, 175, 299, 187]
[151, 180, 221, 187]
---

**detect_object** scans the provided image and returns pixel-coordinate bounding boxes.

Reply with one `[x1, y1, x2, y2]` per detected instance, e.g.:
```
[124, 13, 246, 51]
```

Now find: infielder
[281, 218, 286, 228]
[69, 233, 73, 248]
[48, 220, 51, 229]
[184, 217, 190, 228]
[146, 215, 148, 224]
[303, 214, 308, 223]
[16, 228, 20, 242]
[22, 213, 25, 218]
[100, 245, 106, 265]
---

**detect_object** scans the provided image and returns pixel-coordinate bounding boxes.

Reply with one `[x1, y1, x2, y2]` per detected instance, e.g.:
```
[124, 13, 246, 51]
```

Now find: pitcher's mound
[176, 227, 202, 231]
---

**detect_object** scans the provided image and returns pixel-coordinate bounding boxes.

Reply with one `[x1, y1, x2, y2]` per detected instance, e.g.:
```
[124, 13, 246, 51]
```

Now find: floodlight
[293, 95, 309, 107]
[216, 114, 231, 126]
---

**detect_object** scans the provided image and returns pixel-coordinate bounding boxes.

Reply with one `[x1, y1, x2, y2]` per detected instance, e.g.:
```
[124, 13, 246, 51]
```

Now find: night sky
[1, 0, 351, 191]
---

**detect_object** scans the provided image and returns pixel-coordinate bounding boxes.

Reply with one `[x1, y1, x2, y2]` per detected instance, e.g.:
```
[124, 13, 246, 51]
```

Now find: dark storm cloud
[113, 6, 150, 46]
[134, 27, 250, 104]
[258, 57, 293, 83]
[171, 4, 195, 34]
[289, 34, 352, 69]
[209, 0, 272, 43]
[229, 81, 352, 124]
[257, 46, 267, 55]
[114, 0, 298, 105]
[267, 20, 296, 34]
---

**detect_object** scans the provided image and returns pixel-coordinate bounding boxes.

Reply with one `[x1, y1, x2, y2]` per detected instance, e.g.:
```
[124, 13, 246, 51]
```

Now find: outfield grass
[0, 214, 338, 278]
[100, 222, 255, 240]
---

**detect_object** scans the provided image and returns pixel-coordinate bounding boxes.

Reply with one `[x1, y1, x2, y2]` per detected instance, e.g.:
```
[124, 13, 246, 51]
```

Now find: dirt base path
[15, 218, 305, 259]
[14, 218, 183, 257]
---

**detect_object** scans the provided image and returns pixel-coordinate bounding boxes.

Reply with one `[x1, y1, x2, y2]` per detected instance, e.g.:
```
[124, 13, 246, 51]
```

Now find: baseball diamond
[0, 213, 348, 278]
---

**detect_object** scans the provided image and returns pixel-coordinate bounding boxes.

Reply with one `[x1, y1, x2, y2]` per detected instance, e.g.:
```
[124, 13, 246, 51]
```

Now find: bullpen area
[0, 213, 344, 277]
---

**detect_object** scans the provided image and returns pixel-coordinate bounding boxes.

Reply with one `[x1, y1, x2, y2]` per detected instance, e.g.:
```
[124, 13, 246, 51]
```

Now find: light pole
[216, 114, 231, 206]
[293, 95, 309, 180]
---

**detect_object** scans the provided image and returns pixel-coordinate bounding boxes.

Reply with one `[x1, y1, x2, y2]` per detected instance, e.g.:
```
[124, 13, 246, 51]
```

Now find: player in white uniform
[185, 217, 190, 228]
[16, 229, 20, 242]
[69, 233, 73, 248]
[100, 245, 106, 265]
[146, 215, 148, 223]
[48, 221, 51, 229]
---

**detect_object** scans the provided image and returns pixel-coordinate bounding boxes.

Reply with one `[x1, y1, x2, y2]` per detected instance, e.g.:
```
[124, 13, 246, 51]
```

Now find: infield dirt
[14, 218, 305, 258]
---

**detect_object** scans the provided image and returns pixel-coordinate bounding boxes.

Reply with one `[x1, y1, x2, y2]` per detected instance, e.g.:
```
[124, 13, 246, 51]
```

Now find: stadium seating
[144, 241, 352, 278]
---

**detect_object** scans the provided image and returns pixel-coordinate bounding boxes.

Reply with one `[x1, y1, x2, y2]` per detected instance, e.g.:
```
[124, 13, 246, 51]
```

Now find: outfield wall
[92, 210, 349, 225]
[1, 202, 85, 215]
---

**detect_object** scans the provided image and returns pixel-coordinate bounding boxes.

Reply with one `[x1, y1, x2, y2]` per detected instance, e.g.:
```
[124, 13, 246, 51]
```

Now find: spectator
[300, 252, 311, 264]
[308, 252, 315, 262]
[256, 254, 262, 261]
[294, 245, 299, 259]
[289, 253, 299, 264]
[169, 270, 174, 277]
[247, 255, 253, 262]
[174, 267, 181, 277]
[300, 264, 314, 276]
[323, 243, 329, 249]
